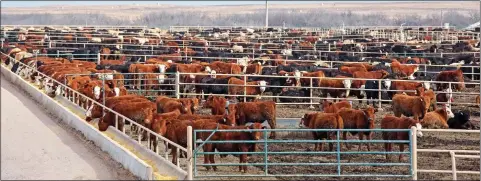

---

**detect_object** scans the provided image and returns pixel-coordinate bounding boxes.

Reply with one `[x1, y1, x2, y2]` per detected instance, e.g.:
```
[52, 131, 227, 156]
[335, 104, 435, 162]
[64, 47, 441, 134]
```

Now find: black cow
[365, 80, 391, 108]
[447, 111, 477, 129]
[278, 88, 310, 103]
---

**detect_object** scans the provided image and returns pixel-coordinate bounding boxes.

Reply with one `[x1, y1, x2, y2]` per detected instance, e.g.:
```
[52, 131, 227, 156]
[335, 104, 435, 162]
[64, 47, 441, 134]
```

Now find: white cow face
[415, 123, 423, 137]
[343, 79, 352, 97]
[383, 79, 392, 90]
[157, 64, 166, 73]
[114, 87, 120, 97]
[259, 81, 267, 93]
[93, 86, 101, 100]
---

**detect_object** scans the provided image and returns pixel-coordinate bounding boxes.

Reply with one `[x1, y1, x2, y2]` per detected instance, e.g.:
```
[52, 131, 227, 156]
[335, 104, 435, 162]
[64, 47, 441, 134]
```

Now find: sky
[1, 1, 384, 8]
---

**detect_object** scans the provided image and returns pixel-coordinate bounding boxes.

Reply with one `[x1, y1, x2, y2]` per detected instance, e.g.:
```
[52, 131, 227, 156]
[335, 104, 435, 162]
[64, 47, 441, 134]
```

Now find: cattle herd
[1, 25, 480, 178]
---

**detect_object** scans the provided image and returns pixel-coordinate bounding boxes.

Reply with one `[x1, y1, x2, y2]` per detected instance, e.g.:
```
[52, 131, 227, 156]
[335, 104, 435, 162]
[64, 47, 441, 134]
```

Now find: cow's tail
[337, 114, 344, 130]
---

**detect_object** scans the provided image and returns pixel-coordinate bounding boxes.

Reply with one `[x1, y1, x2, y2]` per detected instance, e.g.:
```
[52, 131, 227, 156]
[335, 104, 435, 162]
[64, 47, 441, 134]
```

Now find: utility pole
[440, 10, 444, 27]
[265, 0, 268, 28]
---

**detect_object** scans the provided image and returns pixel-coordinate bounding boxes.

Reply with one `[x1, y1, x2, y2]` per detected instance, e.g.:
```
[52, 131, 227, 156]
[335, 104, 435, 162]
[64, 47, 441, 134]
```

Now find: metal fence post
[243, 75, 247, 102]
[264, 128, 268, 176]
[97, 53, 101, 64]
[175, 71, 180, 99]
[328, 43, 331, 52]
[448, 82, 452, 107]
[450, 151, 457, 180]
[187, 126, 193, 180]
[309, 77, 314, 109]
[411, 126, 418, 180]
[378, 79, 382, 110]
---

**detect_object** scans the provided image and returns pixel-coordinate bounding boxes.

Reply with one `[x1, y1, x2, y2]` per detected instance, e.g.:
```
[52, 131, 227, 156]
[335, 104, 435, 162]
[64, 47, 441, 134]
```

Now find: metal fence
[412, 129, 480, 180]
[192, 128, 414, 178]
[176, 72, 479, 108]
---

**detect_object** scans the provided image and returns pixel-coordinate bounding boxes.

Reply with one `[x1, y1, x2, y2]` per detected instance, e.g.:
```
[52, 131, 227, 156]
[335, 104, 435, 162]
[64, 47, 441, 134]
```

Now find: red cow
[203, 96, 228, 115]
[299, 112, 344, 151]
[197, 122, 266, 172]
[381, 115, 423, 161]
[435, 68, 465, 91]
[338, 107, 376, 151]
[392, 94, 429, 121]
[235, 101, 276, 138]
[421, 105, 455, 129]
[319, 100, 352, 113]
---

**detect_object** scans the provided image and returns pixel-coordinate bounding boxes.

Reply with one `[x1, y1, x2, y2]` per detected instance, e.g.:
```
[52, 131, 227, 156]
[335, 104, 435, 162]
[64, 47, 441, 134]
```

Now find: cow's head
[443, 104, 455, 119]
[44, 78, 55, 95]
[422, 82, 430, 90]
[363, 106, 376, 130]
[93, 86, 101, 100]
[157, 74, 165, 84]
[157, 64, 166, 73]
[246, 123, 267, 140]
[203, 95, 216, 108]
[113, 87, 120, 97]
[98, 116, 110, 132]
[152, 115, 170, 136]
[258, 80, 267, 93]
[342, 79, 352, 97]
[204, 66, 212, 73]
[320, 100, 333, 112]
[210, 70, 217, 78]
[383, 79, 392, 90]
[408, 118, 423, 137]
[299, 113, 316, 128]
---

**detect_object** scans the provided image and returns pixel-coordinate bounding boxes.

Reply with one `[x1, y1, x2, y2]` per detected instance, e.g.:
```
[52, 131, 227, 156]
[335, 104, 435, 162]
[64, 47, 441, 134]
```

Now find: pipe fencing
[411, 128, 480, 180]
[192, 128, 414, 178]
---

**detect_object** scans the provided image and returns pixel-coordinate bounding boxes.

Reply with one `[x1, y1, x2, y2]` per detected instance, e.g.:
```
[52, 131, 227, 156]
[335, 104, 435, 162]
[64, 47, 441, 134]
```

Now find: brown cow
[299, 71, 326, 87]
[338, 107, 376, 151]
[340, 66, 367, 74]
[343, 63, 375, 71]
[98, 101, 157, 132]
[420, 89, 436, 111]
[390, 60, 419, 79]
[319, 76, 352, 100]
[149, 110, 183, 152]
[319, 100, 352, 113]
[241, 62, 263, 75]
[421, 105, 455, 129]
[198, 122, 266, 172]
[208, 61, 242, 74]
[235, 101, 276, 138]
[227, 77, 267, 101]
[392, 94, 429, 121]
[85, 94, 147, 122]
[435, 68, 465, 91]
[381, 115, 423, 161]
[299, 112, 344, 151]
[389, 80, 430, 97]
[203, 96, 228, 115]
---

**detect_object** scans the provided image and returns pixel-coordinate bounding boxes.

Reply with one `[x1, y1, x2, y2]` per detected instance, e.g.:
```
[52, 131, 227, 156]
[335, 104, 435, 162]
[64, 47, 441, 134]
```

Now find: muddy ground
[191, 86, 480, 180]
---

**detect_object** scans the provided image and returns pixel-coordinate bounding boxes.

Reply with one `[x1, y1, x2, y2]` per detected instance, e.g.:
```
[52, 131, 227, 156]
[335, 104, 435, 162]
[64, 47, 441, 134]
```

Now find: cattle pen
[1, 24, 480, 180]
